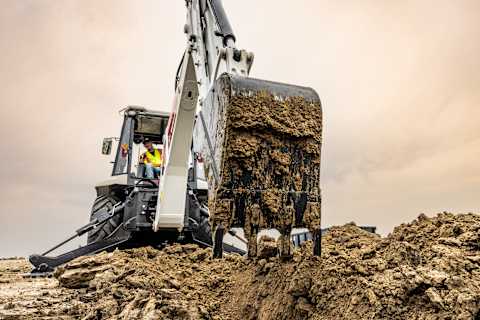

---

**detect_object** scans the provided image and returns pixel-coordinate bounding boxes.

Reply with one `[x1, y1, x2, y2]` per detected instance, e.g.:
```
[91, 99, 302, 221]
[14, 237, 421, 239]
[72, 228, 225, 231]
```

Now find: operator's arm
[155, 148, 164, 168]
[140, 152, 148, 164]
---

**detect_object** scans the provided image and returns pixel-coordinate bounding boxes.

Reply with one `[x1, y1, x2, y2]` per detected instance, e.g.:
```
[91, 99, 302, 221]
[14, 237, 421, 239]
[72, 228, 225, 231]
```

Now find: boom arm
[154, 0, 253, 231]
[184, 0, 254, 100]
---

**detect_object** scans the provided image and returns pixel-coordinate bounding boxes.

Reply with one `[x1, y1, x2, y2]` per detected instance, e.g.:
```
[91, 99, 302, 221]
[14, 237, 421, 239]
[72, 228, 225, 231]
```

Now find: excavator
[29, 0, 322, 273]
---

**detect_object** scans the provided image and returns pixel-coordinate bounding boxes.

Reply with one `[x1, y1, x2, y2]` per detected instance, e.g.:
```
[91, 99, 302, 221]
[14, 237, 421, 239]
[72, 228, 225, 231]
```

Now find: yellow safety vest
[144, 149, 162, 167]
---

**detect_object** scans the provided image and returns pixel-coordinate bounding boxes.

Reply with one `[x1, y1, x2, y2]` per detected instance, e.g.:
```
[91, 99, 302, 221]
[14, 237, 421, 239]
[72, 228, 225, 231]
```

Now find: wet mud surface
[1, 213, 479, 319]
[0, 258, 72, 319]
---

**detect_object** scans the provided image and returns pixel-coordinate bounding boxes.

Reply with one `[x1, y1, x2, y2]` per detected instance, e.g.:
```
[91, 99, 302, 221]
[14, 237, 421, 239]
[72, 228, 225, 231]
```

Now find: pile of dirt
[52, 244, 245, 319]
[60, 212, 479, 320]
[1, 212, 479, 319]
[230, 212, 480, 319]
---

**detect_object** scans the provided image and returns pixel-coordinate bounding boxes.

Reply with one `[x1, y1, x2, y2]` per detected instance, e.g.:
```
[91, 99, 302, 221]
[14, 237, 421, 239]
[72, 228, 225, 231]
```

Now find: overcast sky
[0, 0, 479, 257]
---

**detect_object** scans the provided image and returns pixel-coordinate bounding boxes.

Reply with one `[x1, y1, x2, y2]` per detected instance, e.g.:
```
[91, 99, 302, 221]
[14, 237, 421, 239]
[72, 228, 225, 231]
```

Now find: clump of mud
[205, 84, 322, 256]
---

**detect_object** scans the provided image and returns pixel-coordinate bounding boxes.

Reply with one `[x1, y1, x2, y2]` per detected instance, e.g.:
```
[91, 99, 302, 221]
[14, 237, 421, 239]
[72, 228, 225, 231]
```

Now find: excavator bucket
[197, 74, 322, 258]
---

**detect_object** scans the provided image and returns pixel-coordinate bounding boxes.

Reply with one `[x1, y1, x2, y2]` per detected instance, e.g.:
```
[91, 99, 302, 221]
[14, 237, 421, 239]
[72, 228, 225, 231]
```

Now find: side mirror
[102, 138, 113, 155]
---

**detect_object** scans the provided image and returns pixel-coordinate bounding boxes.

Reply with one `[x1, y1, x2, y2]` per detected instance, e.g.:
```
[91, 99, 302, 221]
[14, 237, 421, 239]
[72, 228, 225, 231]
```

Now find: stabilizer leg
[29, 237, 130, 273]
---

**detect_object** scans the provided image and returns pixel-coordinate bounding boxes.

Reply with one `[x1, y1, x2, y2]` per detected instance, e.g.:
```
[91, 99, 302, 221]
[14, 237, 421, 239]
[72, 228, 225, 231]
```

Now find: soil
[232, 213, 480, 320]
[0, 258, 72, 319]
[1, 212, 479, 319]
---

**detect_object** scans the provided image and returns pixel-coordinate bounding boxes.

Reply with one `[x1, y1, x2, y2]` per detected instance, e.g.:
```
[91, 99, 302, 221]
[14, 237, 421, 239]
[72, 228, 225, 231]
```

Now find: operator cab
[101, 105, 208, 191]
[106, 106, 170, 180]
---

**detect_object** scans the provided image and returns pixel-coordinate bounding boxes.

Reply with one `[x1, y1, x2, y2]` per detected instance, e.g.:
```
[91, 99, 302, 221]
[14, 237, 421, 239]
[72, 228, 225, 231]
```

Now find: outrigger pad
[199, 74, 322, 257]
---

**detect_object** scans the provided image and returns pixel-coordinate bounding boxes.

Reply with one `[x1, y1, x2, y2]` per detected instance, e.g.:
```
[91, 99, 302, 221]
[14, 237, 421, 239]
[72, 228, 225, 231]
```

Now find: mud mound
[230, 213, 480, 320]
[3, 213, 478, 319]
[53, 244, 244, 319]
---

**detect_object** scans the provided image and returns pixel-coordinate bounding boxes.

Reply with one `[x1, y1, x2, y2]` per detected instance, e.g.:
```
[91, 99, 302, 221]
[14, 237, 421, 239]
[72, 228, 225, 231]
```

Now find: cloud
[0, 0, 479, 256]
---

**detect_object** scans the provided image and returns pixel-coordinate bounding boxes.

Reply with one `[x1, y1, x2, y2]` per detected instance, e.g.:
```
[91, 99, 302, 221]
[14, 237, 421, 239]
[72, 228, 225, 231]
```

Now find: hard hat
[143, 137, 152, 143]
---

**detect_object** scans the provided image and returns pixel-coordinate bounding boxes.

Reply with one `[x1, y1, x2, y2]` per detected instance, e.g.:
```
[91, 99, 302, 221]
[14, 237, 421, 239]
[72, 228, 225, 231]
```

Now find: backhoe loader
[29, 0, 322, 272]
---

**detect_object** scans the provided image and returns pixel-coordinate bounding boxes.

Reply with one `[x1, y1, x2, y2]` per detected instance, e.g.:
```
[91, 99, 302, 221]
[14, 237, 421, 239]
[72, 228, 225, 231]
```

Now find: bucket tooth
[244, 204, 261, 257]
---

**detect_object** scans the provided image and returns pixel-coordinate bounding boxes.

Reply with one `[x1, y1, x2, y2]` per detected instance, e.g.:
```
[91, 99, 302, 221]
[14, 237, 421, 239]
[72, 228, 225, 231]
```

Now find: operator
[140, 137, 163, 178]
